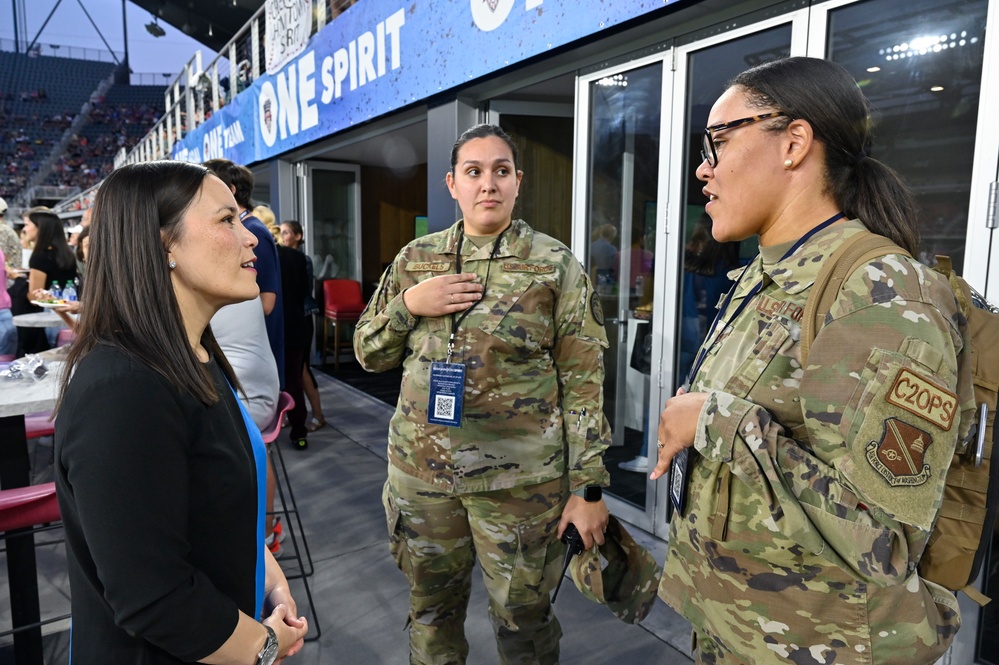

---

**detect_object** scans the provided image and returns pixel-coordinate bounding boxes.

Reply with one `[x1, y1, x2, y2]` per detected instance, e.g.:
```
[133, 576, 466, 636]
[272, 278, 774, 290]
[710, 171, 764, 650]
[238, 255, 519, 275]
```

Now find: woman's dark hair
[731, 57, 919, 256]
[28, 209, 76, 271]
[202, 158, 254, 210]
[74, 225, 89, 263]
[282, 220, 303, 247]
[59, 161, 240, 409]
[450, 124, 520, 173]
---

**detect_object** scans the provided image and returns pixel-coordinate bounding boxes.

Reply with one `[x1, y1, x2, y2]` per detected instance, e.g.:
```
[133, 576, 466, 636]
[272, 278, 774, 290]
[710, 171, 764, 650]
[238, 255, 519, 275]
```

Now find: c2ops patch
[591, 291, 604, 326]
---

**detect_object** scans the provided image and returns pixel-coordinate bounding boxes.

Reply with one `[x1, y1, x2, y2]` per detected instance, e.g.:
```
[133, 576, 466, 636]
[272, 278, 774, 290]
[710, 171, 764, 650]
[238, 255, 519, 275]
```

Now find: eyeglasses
[700, 111, 788, 167]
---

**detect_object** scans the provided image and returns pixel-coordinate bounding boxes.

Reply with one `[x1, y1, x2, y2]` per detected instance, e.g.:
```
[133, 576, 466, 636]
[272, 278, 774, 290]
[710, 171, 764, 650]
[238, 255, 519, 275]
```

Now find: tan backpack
[802, 231, 999, 605]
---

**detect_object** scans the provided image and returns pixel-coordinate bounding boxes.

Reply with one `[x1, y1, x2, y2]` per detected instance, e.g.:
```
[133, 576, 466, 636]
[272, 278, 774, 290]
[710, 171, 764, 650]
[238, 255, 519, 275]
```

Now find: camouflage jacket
[659, 220, 975, 664]
[353, 219, 611, 494]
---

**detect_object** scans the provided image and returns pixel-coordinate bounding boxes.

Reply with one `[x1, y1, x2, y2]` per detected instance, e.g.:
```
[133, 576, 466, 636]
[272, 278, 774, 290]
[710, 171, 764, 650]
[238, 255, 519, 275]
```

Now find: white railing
[0, 37, 119, 63]
[121, 0, 359, 168]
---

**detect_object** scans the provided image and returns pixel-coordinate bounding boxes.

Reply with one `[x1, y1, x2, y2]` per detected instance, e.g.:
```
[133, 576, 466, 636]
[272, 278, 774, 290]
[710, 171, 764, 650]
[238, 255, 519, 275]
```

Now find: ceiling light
[930, 86, 944, 92]
[866, 66, 881, 73]
[145, 20, 166, 37]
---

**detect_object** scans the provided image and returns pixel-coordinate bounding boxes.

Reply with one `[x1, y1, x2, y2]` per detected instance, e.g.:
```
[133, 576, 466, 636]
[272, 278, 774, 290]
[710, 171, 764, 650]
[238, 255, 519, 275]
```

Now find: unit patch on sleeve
[590, 292, 604, 326]
[865, 416, 933, 486]
[886, 367, 958, 431]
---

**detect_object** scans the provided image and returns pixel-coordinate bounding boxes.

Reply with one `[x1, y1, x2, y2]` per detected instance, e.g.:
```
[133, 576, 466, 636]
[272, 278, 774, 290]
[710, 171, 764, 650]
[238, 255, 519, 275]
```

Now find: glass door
[297, 162, 362, 281]
[575, 55, 668, 532]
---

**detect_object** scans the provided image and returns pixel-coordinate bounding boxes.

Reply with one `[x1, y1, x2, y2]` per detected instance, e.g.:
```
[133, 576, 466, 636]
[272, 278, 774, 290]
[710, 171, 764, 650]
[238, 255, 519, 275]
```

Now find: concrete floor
[0, 370, 695, 664]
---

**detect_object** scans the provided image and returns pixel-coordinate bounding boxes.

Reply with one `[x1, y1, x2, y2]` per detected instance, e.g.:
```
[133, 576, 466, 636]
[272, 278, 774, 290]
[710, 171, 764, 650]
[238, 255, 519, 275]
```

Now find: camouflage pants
[383, 466, 568, 665]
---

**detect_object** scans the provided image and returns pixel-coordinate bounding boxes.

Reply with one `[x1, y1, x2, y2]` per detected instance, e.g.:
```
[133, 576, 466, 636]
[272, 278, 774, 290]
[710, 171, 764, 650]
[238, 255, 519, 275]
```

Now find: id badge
[668, 448, 690, 518]
[427, 362, 466, 427]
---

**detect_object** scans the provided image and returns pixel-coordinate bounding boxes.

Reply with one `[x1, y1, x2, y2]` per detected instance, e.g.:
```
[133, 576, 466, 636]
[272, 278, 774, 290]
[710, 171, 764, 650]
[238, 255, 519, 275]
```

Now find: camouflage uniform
[659, 220, 975, 665]
[355, 219, 611, 664]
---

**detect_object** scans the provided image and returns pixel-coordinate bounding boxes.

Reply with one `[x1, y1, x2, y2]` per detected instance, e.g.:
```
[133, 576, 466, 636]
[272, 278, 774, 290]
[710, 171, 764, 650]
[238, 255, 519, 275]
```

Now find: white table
[12, 311, 67, 329]
[0, 361, 63, 665]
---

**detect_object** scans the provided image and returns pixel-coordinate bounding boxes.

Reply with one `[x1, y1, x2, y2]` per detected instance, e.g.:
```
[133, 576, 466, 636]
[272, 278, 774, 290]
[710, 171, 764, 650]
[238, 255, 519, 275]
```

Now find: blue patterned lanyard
[684, 212, 845, 388]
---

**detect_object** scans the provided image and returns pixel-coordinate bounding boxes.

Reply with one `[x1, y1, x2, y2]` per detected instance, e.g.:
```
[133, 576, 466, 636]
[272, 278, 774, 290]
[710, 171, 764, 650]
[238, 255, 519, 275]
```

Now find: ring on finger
[656, 440, 665, 450]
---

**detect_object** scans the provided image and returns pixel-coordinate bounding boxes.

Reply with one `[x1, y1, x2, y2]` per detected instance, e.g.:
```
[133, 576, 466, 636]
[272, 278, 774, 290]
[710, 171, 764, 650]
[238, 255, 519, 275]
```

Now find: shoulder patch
[405, 261, 451, 272]
[590, 291, 604, 326]
[865, 416, 932, 486]
[886, 367, 958, 431]
[503, 261, 556, 274]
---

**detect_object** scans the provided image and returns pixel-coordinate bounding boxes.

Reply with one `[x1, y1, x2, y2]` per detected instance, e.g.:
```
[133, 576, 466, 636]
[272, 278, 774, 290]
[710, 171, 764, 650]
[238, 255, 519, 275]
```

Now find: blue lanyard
[684, 212, 845, 387]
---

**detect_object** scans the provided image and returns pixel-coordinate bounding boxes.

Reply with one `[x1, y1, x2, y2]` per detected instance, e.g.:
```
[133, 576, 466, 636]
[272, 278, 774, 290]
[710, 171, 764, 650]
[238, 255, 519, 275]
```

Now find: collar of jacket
[435, 219, 534, 261]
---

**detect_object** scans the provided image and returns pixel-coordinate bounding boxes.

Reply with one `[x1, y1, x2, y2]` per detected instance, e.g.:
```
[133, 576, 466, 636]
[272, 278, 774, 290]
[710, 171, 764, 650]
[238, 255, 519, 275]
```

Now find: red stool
[321, 279, 366, 370]
[0, 483, 59, 532]
[24, 412, 54, 439]
[259, 392, 320, 641]
[0, 482, 70, 639]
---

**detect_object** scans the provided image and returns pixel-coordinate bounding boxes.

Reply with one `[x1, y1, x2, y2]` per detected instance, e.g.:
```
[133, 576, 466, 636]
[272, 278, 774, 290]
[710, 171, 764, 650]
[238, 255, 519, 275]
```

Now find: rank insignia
[866, 417, 932, 486]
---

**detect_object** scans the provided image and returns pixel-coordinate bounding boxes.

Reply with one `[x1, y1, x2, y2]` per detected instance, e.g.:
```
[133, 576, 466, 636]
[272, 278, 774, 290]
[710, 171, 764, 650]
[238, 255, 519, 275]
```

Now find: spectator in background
[211, 296, 285, 553]
[589, 222, 617, 289]
[23, 208, 77, 349]
[277, 241, 310, 450]
[0, 196, 21, 275]
[0, 247, 15, 357]
[253, 205, 282, 245]
[203, 159, 285, 388]
[279, 221, 327, 433]
[74, 226, 90, 285]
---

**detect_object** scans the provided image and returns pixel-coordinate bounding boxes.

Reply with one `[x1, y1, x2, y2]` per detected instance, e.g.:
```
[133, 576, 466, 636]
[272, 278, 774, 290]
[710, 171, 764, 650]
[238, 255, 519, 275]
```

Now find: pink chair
[258, 392, 320, 640]
[322, 279, 366, 370]
[24, 412, 54, 439]
[0, 482, 71, 639]
[260, 392, 295, 445]
[0, 483, 59, 533]
[56, 329, 76, 347]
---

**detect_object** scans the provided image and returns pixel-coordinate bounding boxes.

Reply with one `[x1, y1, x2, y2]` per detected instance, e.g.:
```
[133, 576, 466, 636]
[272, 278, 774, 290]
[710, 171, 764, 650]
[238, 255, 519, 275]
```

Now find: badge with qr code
[427, 362, 466, 427]
[669, 448, 690, 518]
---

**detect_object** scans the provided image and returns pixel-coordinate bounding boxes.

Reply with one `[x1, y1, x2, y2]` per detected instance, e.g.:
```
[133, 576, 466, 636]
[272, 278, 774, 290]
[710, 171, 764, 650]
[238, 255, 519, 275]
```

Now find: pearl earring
[168, 261, 176, 269]
[784, 159, 793, 168]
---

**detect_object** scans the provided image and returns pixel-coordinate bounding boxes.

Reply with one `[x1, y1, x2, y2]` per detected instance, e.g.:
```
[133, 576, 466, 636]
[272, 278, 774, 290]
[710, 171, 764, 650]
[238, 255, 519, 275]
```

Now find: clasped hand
[649, 388, 709, 481]
[403, 273, 482, 318]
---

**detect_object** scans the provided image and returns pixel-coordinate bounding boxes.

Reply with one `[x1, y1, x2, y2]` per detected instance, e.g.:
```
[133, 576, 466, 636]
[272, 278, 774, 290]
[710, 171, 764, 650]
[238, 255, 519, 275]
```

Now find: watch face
[584, 485, 602, 502]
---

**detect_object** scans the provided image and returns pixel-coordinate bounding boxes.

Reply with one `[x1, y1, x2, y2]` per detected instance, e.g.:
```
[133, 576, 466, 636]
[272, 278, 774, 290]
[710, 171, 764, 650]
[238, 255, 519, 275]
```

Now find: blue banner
[173, 0, 675, 164]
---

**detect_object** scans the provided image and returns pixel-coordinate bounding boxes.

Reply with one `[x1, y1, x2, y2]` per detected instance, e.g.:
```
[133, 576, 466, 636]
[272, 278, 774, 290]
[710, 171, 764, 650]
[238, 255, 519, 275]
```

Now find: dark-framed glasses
[700, 111, 788, 167]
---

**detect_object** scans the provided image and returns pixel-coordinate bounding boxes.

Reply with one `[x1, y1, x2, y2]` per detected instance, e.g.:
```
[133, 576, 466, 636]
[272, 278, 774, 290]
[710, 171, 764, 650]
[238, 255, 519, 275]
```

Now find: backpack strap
[800, 232, 911, 368]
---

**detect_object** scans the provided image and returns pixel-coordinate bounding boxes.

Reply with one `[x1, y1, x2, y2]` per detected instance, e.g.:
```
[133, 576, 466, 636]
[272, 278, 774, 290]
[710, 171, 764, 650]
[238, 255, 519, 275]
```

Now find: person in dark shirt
[55, 161, 308, 664]
[21, 208, 77, 350]
[277, 242, 310, 449]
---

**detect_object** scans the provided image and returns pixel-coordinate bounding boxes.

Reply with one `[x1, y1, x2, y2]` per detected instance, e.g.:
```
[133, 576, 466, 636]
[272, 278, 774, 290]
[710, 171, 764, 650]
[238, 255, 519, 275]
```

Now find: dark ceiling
[129, 0, 264, 53]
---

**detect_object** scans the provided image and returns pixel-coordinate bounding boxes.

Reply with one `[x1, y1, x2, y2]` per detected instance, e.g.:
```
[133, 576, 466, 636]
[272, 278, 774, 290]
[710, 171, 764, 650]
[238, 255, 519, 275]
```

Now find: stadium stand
[0, 49, 163, 205]
[45, 85, 164, 191]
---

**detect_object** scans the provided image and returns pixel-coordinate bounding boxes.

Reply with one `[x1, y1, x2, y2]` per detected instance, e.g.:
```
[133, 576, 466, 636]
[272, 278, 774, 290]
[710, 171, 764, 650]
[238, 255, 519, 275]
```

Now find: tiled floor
[0, 371, 694, 664]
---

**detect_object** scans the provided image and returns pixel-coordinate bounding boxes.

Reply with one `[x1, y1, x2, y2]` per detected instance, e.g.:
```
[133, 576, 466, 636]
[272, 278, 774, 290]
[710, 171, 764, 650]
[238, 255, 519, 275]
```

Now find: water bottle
[50, 281, 62, 300]
[63, 280, 77, 302]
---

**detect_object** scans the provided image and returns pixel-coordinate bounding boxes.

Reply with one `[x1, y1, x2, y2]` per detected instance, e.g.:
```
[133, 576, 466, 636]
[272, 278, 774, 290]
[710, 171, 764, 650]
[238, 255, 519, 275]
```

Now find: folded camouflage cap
[568, 515, 661, 624]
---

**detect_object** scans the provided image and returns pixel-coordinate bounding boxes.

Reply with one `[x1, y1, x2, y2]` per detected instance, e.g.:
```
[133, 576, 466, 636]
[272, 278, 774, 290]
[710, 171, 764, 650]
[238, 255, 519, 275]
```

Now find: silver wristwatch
[256, 625, 279, 665]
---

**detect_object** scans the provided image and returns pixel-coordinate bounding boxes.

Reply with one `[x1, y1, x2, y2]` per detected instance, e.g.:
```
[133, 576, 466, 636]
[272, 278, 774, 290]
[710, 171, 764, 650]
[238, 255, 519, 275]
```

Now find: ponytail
[836, 156, 920, 256]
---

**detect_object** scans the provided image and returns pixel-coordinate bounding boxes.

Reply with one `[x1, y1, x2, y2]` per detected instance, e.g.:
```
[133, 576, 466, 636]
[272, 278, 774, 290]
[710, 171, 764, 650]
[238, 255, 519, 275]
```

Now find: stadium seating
[0, 49, 162, 202]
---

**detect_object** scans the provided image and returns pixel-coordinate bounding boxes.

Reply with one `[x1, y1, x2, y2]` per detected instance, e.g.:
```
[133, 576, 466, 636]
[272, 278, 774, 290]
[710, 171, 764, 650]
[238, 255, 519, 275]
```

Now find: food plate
[30, 300, 70, 309]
